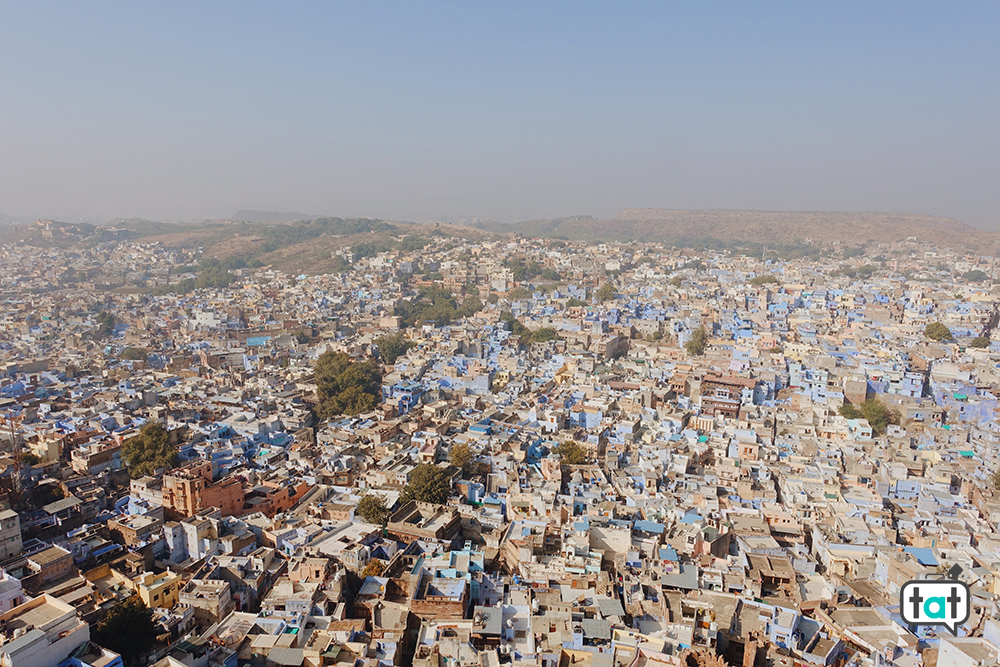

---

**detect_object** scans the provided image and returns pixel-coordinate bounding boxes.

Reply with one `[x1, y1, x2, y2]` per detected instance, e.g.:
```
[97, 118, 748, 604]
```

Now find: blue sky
[1, 2, 998, 226]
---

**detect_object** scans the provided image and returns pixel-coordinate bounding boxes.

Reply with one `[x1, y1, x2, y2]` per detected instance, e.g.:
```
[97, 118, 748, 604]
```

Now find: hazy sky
[1, 2, 999, 227]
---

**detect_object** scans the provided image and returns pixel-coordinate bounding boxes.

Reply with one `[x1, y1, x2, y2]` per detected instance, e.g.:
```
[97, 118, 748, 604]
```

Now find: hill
[230, 209, 316, 224]
[485, 209, 1000, 252]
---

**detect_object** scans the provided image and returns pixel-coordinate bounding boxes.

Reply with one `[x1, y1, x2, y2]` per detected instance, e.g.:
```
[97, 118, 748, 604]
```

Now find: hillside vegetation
[483, 208, 1000, 252]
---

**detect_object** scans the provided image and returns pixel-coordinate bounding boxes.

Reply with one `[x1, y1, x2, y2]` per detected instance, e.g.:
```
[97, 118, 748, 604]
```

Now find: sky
[1, 2, 999, 227]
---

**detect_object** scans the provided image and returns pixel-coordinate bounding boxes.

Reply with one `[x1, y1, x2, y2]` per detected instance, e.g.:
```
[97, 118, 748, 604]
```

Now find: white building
[0, 595, 92, 667]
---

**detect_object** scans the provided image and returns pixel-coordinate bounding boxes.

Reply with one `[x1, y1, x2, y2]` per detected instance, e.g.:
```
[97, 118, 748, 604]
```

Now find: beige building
[136, 570, 183, 609]
[179, 578, 234, 626]
[0, 510, 21, 560]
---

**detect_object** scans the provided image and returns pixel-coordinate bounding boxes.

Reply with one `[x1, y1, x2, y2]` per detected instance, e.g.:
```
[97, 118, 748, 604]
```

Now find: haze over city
[2, 2, 999, 227]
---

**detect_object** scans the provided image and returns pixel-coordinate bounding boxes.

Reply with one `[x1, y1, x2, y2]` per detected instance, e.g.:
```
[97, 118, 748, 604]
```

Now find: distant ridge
[614, 208, 974, 232]
[230, 209, 316, 224]
[485, 208, 996, 250]
[0, 213, 30, 226]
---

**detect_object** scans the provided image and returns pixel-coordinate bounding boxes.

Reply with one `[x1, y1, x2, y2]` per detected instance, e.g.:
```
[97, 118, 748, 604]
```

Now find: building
[386, 502, 462, 544]
[179, 578, 235, 627]
[136, 570, 183, 609]
[0, 510, 21, 560]
[0, 568, 25, 613]
[161, 462, 244, 518]
[0, 595, 95, 667]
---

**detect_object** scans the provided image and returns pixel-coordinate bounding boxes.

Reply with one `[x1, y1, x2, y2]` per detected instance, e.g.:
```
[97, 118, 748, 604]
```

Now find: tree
[361, 560, 386, 578]
[838, 399, 900, 436]
[924, 322, 953, 342]
[554, 441, 587, 465]
[540, 269, 562, 281]
[91, 595, 159, 666]
[685, 326, 708, 356]
[993, 468, 1000, 491]
[194, 264, 234, 289]
[963, 269, 989, 282]
[315, 351, 383, 418]
[487, 292, 499, 304]
[500, 311, 529, 339]
[565, 297, 586, 308]
[669, 276, 683, 287]
[970, 336, 991, 348]
[374, 332, 414, 365]
[394, 285, 481, 327]
[94, 311, 115, 338]
[523, 327, 562, 345]
[595, 283, 616, 302]
[400, 464, 452, 505]
[508, 286, 531, 300]
[122, 422, 179, 478]
[459, 296, 484, 317]
[750, 275, 779, 286]
[120, 347, 147, 361]
[356, 493, 390, 525]
[17, 452, 40, 466]
[449, 443, 478, 477]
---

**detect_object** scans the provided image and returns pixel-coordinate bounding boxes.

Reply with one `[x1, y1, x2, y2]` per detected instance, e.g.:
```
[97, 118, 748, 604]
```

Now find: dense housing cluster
[2, 228, 1000, 667]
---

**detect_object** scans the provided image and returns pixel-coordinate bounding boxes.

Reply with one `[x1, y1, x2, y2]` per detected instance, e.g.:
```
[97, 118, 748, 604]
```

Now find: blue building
[383, 381, 425, 415]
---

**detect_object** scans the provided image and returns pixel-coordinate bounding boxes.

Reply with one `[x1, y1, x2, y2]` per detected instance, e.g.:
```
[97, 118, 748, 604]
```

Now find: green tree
[122, 422, 179, 478]
[565, 297, 586, 308]
[400, 464, 452, 505]
[374, 332, 415, 365]
[523, 327, 562, 345]
[554, 441, 587, 465]
[459, 296, 484, 317]
[120, 347, 147, 361]
[540, 269, 562, 281]
[487, 292, 500, 304]
[194, 263, 235, 289]
[963, 269, 989, 282]
[924, 322, 953, 342]
[315, 351, 383, 417]
[685, 326, 708, 356]
[356, 493, 390, 525]
[449, 443, 478, 477]
[669, 276, 683, 287]
[838, 399, 900, 436]
[993, 469, 1000, 491]
[749, 275, 779, 286]
[970, 336, 991, 348]
[508, 286, 531, 300]
[94, 311, 115, 338]
[595, 283, 616, 302]
[17, 452, 40, 466]
[394, 285, 477, 327]
[91, 595, 159, 666]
